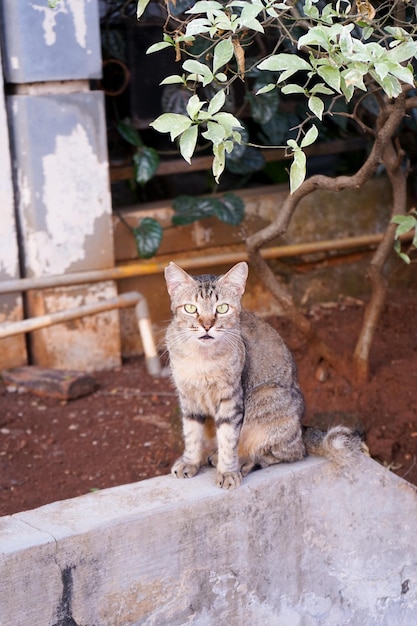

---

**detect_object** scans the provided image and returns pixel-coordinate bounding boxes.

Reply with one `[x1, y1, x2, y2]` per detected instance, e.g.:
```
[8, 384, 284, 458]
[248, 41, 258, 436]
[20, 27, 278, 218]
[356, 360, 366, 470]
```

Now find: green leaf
[172, 193, 245, 226]
[137, 0, 151, 19]
[394, 239, 411, 264]
[239, 3, 264, 30]
[289, 149, 306, 194]
[388, 64, 415, 87]
[133, 147, 159, 186]
[202, 120, 227, 144]
[150, 113, 192, 141]
[179, 125, 198, 163]
[172, 196, 215, 225]
[388, 41, 417, 64]
[340, 77, 355, 102]
[239, 16, 264, 34]
[310, 83, 334, 96]
[391, 215, 417, 238]
[185, 18, 212, 36]
[374, 61, 390, 81]
[213, 143, 226, 182]
[258, 53, 312, 74]
[207, 89, 226, 115]
[214, 72, 228, 82]
[362, 27, 373, 41]
[317, 65, 341, 93]
[339, 25, 353, 57]
[213, 38, 234, 74]
[133, 218, 163, 259]
[183, 60, 213, 86]
[160, 75, 186, 86]
[186, 94, 205, 119]
[308, 95, 324, 120]
[300, 124, 318, 148]
[281, 84, 305, 95]
[297, 26, 331, 51]
[213, 193, 245, 225]
[211, 112, 243, 135]
[341, 67, 367, 92]
[374, 73, 402, 99]
[116, 119, 143, 147]
[256, 83, 276, 95]
[223, 124, 248, 161]
[186, 0, 224, 14]
[146, 41, 173, 54]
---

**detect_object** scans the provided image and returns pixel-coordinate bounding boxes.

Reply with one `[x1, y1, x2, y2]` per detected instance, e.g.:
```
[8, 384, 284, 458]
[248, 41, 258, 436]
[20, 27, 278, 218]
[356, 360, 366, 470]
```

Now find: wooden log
[1, 366, 98, 400]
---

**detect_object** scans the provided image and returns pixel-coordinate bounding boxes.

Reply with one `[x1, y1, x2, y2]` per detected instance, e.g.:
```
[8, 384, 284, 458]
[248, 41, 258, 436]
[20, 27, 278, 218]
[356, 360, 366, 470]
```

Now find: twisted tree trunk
[246, 90, 409, 383]
[353, 137, 408, 383]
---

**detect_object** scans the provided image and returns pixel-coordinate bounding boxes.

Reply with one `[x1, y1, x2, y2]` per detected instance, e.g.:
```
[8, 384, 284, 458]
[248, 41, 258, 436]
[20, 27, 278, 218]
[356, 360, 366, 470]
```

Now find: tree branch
[245, 90, 408, 381]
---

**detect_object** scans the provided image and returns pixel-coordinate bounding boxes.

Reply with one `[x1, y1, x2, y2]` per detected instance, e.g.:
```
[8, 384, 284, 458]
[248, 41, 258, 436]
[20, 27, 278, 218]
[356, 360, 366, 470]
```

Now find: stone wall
[1, 456, 417, 625]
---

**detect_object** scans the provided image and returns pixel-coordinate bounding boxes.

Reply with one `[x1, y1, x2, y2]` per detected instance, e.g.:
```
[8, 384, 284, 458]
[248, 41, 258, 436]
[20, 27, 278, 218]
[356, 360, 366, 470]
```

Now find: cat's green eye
[216, 303, 229, 314]
[184, 303, 197, 314]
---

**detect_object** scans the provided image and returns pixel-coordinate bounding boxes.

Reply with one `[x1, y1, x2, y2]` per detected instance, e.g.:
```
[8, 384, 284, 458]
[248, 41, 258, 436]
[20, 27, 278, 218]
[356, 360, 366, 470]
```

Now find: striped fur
[165, 261, 362, 489]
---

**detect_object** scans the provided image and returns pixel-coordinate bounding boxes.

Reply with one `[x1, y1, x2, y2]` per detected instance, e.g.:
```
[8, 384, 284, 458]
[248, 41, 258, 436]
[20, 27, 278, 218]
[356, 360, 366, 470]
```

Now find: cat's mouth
[199, 334, 214, 341]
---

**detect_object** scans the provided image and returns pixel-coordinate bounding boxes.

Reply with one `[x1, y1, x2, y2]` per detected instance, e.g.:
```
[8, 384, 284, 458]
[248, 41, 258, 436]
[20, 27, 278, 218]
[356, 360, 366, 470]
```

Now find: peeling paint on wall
[0, 299, 23, 324]
[0, 187, 19, 280]
[43, 282, 118, 313]
[32, 0, 87, 48]
[17, 169, 32, 213]
[24, 124, 110, 276]
[0, 43, 19, 279]
[27, 282, 121, 371]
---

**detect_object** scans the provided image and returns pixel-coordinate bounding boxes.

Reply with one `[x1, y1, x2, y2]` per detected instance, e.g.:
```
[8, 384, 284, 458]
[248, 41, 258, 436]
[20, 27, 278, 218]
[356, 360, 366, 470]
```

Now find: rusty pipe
[0, 292, 161, 376]
[0, 232, 406, 296]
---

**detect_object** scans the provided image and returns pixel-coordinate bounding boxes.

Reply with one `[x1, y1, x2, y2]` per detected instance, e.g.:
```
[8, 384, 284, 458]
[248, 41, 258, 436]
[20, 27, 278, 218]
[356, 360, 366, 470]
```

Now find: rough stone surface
[1, 456, 416, 625]
[0, 0, 102, 82]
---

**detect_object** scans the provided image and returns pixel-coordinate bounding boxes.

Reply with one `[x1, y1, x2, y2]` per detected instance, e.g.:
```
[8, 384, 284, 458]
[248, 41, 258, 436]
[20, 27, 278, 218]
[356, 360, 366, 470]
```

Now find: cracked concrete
[1, 456, 417, 625]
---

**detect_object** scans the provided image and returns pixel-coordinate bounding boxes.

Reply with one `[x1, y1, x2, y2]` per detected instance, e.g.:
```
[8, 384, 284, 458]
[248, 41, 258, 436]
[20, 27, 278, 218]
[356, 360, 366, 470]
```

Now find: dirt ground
[1, 287, 416, 517]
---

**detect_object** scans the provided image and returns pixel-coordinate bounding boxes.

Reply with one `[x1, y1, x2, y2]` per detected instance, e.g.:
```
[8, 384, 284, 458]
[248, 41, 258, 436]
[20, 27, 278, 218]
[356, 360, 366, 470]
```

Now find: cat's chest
[171, 350, 242, 392]
[172, 358, 237, 414]
[171, 353, 226, 383]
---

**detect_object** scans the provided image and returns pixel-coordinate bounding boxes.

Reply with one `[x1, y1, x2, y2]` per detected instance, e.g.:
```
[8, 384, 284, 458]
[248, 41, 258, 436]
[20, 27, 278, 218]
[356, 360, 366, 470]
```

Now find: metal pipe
[0, 292, 162, 376]
[0, 232, 398, 296]
[134, 298, 161, 376]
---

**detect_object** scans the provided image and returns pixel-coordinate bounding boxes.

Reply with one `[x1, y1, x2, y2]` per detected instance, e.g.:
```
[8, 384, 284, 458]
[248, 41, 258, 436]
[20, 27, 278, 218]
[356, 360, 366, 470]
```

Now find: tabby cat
[165, 261, 362, 490]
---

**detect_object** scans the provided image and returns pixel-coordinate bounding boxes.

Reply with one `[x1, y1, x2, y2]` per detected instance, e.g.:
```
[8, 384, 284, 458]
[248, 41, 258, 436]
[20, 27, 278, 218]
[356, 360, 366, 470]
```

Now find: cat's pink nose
[202, 322, 212, 331]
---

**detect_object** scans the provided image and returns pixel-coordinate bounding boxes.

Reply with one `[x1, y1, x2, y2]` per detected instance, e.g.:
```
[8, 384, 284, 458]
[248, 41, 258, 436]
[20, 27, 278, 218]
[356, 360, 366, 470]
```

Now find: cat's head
[164, 262, 248, 346]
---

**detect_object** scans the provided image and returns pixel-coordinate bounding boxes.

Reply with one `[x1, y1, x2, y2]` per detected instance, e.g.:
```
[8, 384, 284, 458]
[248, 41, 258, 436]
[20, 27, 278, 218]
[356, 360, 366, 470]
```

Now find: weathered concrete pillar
[0, 46, 27, 370]
[0, 0, 121, 371]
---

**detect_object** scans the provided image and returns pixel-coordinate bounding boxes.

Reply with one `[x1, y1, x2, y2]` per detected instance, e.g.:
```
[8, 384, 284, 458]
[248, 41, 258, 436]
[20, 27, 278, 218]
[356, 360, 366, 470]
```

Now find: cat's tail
[302, 425, 364, 465]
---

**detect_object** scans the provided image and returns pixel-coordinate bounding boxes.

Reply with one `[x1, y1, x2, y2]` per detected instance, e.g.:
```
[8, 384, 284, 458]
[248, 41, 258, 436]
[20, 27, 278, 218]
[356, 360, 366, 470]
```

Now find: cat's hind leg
[238, 418, 305, 475]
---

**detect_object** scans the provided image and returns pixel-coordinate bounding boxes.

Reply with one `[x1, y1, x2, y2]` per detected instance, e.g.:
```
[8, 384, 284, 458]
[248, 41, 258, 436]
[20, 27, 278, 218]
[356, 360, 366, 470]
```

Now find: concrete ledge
[1, 456, 417, 625]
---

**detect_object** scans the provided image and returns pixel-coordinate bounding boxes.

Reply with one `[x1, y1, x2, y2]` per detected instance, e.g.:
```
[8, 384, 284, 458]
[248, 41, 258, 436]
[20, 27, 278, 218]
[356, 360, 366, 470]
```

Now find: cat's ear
[218, 262, 248, 297]
[164, 262, 194, 297]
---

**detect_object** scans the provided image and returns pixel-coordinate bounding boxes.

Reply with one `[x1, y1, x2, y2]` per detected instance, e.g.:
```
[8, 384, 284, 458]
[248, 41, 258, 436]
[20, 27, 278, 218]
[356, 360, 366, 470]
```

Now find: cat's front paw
[172, 458, 199, 479]
[216, 470, 242, 490]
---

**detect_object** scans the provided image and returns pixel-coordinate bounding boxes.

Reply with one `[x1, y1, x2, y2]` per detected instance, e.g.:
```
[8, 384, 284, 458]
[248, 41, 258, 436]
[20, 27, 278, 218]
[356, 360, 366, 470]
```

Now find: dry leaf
[356, 0, 376, 21]
[233, 38, 246, 80]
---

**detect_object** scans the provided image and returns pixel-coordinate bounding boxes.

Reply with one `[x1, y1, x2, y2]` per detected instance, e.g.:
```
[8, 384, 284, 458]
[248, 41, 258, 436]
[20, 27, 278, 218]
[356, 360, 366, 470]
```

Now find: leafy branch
[139, 0, 417, 193]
